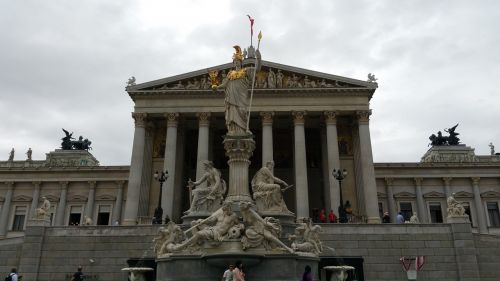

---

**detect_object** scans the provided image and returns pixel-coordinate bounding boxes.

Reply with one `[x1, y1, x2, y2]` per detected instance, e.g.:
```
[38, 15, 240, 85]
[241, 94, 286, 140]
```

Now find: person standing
[233, 260, 245, 281]
[328, 210, 337, 223]
[6, 268, 18, 281]
[70, 266, 84, 281]
[301, 265, 313, 281]
[319, 209, 326, 223]
[221, 264, 234, 281]
[396, 212, 405, 224]
[382, 212, 391, 223]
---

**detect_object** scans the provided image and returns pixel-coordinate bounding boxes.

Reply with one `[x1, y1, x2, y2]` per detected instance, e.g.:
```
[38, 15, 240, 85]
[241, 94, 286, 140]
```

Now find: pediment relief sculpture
[423, 191, 446, 198]
[137, 65, 362, 92]
[393, 191, 416, 198]
[480, 190, 500, 198]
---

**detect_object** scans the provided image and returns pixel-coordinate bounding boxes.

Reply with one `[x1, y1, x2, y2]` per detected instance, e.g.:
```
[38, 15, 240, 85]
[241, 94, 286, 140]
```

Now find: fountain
[322, 266, 356, 281]
[121, 267, 154, 281]
[150, 43, 323, 281]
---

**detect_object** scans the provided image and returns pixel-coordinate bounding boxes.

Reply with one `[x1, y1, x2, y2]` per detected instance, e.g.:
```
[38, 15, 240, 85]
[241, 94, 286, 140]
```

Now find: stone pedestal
[27, 218, 51, 227]
[447, 215, 470, 223]
[223, 134, 255, 203]
[421, 145, 477, 163]
[45, 149, 99, 167]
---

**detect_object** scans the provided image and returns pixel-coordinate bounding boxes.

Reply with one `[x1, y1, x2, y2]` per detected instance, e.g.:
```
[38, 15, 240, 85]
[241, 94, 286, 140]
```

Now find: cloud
[1, 0, 499, 164]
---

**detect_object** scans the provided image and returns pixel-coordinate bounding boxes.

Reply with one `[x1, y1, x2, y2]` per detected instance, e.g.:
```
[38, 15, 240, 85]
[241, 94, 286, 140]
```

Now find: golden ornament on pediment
[208, 70, 219, 89]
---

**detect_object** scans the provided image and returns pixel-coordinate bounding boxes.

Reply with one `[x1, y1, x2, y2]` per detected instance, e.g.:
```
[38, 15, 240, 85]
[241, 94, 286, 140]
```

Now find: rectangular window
[96, 205, 111, 225]
[429, 202, 443, 223]
[463, 203, 473, 226]
[487, 202, 500, 227]
[399, 202, 413, 221]
[12, 206, 27, 231]
[68, 206, 83, 226]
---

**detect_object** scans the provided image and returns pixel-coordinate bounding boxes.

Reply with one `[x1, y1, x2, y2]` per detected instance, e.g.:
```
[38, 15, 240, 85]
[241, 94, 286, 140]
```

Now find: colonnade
[122, 110, 381, 224]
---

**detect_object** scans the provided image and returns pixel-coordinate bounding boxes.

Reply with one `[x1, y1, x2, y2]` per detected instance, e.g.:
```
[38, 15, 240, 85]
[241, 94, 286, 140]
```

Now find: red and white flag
[247, 15, 254, 36]
[416, 256, 425, 271]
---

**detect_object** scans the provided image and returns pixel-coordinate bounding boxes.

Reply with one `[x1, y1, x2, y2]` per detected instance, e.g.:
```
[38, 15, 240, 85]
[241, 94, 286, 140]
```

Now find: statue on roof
[445, 124, 460, 145]
[367, 73, 378, 83]
[429, 124, 461, 146]
[127, 76, 136, 87]
[61, 129, 92, 151]
[211, 45, 261, 135]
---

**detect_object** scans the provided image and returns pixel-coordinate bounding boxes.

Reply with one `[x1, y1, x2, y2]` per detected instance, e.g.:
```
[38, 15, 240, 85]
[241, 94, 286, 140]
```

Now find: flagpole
[246, 31, 261, 132]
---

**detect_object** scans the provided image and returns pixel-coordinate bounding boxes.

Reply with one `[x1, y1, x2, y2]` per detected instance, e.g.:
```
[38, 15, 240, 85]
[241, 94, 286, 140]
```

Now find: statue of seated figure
[251, 161, 292, 213]
[185, 161, 227, 214]
[34, 196, 51, 219]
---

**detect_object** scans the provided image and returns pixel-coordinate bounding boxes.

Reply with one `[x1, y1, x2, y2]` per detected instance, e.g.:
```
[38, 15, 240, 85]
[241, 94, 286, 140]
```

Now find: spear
[246, 31, 262, 132]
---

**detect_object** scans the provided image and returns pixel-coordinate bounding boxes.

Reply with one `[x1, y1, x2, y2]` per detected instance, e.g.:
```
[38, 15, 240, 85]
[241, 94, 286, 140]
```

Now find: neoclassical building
[1, 55, 500, 237]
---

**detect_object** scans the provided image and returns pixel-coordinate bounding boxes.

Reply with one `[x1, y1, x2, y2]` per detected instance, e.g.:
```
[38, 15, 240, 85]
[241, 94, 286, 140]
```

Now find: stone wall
[3, 223, 500, 281]
[474, 233, 500, 281]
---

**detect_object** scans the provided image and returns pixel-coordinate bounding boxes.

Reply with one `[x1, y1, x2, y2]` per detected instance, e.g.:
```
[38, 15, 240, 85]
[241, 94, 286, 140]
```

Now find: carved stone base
[259, 212, 296, 225]
[421, 145, 477, 163]
[27, 218, 51, 227]
[223, 134, 255, 203]
[45, 149, 99, 167]
[447, 215, 470, 223]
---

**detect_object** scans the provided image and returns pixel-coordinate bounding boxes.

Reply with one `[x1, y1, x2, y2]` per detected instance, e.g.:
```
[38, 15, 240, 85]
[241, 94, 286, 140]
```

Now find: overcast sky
[1, 0, 499, 165]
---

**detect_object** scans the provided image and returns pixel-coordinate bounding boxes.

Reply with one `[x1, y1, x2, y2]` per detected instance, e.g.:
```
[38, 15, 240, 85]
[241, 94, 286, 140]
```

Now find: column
[123, 112, 147, 225]
[84, 181, 96, 223]
[385, 178, 397, 223]
[443, 177, 452, 198]
[356, 110, 380, 223]
[472, 177, 488, 233]
[292, 111, 310, 218]
[163, 113, 179, 219]
[324, 111, 341, 213]
[0, 182, 14, 237]
[414, 177, 428, 223]
[29, 181, 41, 219]
[55, 181, 68, 226]
[112, 181, 125, 223]
[260, 112, 274, 165]
[195, 112, 211, 190]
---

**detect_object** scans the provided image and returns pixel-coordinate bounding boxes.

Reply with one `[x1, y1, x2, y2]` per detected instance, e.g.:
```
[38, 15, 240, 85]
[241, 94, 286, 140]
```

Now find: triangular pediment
[454, 191, 473, 198]
[96, 194, 116, 201]
[377, 192, 387, 198]
[394, 191, 416, 198]
[481, 190, 500, 198]
[13, 195, 32, 202]
[42, 194, 60, 202]
[423, 191, 446, 198]
[68, 194, 88, 202]
[127, 60, 377, 93]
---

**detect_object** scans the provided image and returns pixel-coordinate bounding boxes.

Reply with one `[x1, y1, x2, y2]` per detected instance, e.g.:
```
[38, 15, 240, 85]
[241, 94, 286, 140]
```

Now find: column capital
[324, 111, 339, 124]
[165, 113, 180, 127]
[59, 181, 69, 189]
[414, 177, 423, 186]
[196, 112, 211, 126]
[115, 180, 125, 188]
[4, 182, 14, 189]
[132, 112, 147, 127]
[32, 181, 41, 186]
[356, 110, 372, 123]
[471, 177, 480, 185]
[384, 177, 394, 186]
[88, 181, 97, 189]
[260, 112, 275, 125]
[442, 177, 452, 185]
[292, 111, 307, 125]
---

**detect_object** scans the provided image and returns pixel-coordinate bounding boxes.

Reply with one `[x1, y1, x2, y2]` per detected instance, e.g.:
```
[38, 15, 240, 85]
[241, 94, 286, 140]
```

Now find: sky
[1, 0, 499, 165]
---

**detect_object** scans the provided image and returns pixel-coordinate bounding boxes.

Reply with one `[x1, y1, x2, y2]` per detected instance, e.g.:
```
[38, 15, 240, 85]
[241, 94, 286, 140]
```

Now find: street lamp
[332, 168, 348, 223]
[153, 170, 168, 224]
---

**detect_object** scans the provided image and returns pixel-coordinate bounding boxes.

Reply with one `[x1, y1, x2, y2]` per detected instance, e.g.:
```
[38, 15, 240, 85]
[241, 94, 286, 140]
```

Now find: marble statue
[288, 218, 323, 255]
[489, 142, 495, 155]
[26, 148, 32, 161]
[276, 69, 284, 88]
[267, 68, 276, 88]
[170, 81, 185, 89]
[367, 73, 377, 83]
[8, 148, 14, 161]
[83, 215, 93, 226]
[200, 76, 210, 89]
[127, 76, 136, 87]
[251, 161, 292, 213]
[447, 193, 466, 217]
[303, 76, 312, 88]
[214, 45, 261, 135]
[185, 161, 227, 214]
[239, 202, 294, 253]
[153, 221, 186, 256]
[176, 203, 239, 251]
[409, 212, 419, 223]
[34, 196, 51, 219]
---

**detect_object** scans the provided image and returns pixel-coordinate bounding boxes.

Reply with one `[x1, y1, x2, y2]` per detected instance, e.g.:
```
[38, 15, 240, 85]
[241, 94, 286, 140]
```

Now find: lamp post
[153, 170, 168, 224]
[332, 168, 348, 223]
